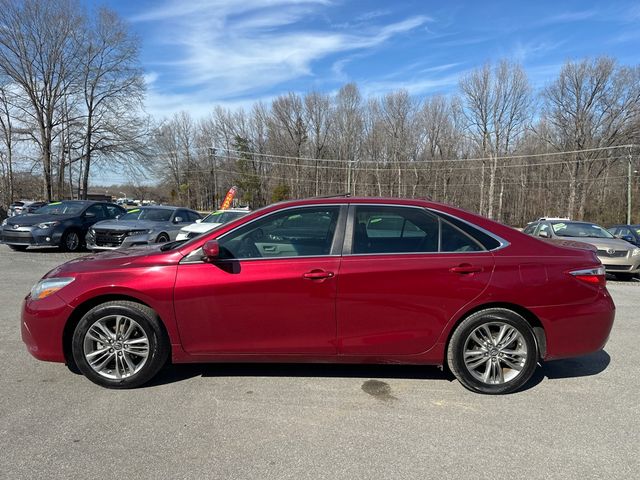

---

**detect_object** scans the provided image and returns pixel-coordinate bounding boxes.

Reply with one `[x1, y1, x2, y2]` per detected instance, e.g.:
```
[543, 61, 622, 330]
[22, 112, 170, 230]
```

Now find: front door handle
[449, 264, 483, 274]
[303, 269, 335, 280]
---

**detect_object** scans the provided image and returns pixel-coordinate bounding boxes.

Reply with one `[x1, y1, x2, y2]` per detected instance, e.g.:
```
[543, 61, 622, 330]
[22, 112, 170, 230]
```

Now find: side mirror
[174, 216, 183, 223]
[202, 240, 220, 262]
[85, 212, 96, 218]
[195, 219, 202, 223]
[115, 214, 121, 220]
[538, 230, 550, 238]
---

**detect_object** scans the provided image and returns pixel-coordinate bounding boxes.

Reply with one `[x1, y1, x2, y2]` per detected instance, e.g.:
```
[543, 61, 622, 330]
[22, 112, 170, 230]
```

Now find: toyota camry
[21, 197, 614, 394]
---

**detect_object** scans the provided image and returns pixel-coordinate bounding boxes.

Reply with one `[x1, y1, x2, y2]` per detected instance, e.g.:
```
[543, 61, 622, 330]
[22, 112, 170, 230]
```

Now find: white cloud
[133, 0, 429, 116]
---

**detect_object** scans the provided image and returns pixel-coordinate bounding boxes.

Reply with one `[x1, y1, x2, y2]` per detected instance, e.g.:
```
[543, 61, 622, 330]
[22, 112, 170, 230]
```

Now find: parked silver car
[524, 220, 640, 280]
[86, 206, 201, 251]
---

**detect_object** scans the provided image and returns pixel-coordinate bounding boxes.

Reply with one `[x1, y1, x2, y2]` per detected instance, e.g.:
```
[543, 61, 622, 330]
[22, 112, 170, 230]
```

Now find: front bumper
[1, 226, 61, 247]
[596, 251, 640, 274]
[21, 293, 73, 363]
[86, 230, 154, 250]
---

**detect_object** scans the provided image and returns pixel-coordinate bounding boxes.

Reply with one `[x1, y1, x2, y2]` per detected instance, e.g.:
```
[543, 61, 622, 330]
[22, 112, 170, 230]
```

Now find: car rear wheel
[8, 245, 28, 251]
[60, 229, 82, 252]
[71, 301, 169, 388]
[447, 308, 538, 394]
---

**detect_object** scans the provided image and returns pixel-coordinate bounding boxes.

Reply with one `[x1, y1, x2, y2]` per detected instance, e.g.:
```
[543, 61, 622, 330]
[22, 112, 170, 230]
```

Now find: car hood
[92, 219, 167, 231]
[181, 222, 221, 233]
[45, 244, 183, 277]
[555, 236, 634, 250]
[5, 213, 74, 226]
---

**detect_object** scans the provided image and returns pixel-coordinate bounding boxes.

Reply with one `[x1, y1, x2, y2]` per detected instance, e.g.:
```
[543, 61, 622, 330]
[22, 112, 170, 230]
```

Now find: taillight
[568, 266, 607, 286]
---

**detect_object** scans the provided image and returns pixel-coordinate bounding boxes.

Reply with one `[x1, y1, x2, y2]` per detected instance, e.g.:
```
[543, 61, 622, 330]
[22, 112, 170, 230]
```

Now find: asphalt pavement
[0, 245, 638, 479]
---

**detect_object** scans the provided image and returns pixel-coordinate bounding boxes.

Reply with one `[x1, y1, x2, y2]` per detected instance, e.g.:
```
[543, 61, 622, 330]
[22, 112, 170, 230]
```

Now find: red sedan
[21, 197, 614, 394]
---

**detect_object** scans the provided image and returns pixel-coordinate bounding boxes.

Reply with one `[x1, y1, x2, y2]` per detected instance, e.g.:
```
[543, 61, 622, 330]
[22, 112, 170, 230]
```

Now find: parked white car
[176, 208, 251, 241]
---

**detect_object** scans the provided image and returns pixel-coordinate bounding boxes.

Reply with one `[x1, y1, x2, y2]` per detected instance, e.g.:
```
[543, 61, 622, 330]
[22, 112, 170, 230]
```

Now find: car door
[336, 204, 495, 356]
[81, 204, 107, 232]
[173, 205, 347, 355]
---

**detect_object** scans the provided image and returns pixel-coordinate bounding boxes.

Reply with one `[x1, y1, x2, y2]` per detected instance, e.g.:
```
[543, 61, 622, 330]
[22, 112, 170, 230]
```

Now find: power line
[148, 149, 633, 172]
[146, 143, 636, 165]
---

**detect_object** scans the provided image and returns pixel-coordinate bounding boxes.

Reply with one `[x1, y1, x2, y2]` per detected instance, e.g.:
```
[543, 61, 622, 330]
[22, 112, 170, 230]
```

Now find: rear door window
[352, 206, 439, 254]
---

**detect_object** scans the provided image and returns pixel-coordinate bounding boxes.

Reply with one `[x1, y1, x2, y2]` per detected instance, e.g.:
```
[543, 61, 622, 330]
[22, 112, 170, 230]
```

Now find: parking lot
[0, 245, 638, 479]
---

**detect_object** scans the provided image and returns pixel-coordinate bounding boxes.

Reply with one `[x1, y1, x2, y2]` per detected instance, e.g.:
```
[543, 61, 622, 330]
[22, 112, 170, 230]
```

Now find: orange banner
[219, 186, 238, 210]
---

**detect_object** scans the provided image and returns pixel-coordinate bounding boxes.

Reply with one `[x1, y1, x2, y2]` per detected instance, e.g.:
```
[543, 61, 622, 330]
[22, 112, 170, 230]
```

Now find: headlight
[36, 221, 60, 229]
[632, 248, 640, 257]
[30, 277, 75, 300]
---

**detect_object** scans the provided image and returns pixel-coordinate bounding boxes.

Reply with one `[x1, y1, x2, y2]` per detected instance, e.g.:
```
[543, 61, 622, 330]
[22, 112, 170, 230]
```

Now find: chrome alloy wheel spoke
[463, 322, 528, 385]
[83, 315, 149, 380]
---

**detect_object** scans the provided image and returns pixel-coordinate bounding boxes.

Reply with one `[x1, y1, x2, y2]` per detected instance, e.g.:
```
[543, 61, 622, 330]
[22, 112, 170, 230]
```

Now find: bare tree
[0, 0, 83, 200]
[76, 7, 146, 198]
[458, 61, 532, 219]
[540, 57, 640, 218]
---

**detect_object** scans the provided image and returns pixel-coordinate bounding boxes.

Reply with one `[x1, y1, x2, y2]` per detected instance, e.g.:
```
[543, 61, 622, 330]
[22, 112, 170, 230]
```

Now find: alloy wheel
[83, 315, 150, 380]
[66, 231, 80, 251]
[462, 322, 528, 385]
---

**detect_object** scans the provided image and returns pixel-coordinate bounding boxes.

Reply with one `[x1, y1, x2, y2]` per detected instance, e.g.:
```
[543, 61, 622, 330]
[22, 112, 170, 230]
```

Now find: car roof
[269, 196, 438, 208]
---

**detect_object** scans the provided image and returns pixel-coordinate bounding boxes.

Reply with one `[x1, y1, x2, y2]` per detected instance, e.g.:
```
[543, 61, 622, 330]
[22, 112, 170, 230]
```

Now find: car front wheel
[71, 301, 169, 388]
[60, 229, 82, 252]
[447, 308, 538, 394]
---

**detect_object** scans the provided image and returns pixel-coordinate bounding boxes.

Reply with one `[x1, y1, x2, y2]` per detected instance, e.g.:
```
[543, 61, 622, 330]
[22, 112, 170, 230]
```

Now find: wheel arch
[62, 294, 171, 368]
[444, 302, 547, 361]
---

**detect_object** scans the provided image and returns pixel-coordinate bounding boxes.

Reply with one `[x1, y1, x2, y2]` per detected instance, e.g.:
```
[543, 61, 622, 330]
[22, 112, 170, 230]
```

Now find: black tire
[71, 300, 169, 389]
[447, 308, 538, 394]
[614, 273, 635, 281]
[60, 229, 82, 252]
[155, 233, 170, 243]
[8, 245, 28, 251]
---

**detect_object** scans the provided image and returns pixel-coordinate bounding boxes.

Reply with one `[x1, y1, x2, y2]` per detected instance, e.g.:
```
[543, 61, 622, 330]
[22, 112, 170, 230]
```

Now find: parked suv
[1, 200, 125, 252]
[8, 200, 47, 217]
[524, 220, 640, 280]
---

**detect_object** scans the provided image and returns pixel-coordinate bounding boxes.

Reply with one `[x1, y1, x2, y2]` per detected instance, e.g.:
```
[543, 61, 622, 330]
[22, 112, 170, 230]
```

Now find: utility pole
[628, 147, 633, 225]
[208, 147, 218, 209]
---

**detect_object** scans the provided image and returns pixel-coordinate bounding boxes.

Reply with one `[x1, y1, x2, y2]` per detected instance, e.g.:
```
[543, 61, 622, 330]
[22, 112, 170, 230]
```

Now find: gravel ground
[0, 245, 638, 480]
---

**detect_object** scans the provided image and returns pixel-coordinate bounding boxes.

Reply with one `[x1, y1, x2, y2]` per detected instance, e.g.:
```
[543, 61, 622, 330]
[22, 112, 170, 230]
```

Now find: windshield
[120, 208, 173, 222]
[34, 201, 85, 215]
[202, 211, 248, 224]
[551, 222, 614, 238]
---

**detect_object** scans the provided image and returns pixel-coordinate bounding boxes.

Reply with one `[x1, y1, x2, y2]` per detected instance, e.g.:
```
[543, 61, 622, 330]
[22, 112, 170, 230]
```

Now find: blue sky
[91, 0, 640, 119]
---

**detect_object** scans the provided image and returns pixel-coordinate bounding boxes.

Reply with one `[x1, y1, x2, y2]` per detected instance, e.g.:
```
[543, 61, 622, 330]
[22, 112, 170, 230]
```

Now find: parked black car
[0, 200, 125, 252]
[607, 225, 640, 247]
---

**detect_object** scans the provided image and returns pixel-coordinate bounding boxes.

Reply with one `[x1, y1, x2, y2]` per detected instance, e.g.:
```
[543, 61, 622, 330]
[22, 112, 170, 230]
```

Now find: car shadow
[519, 349, 611, 392]
[148, 362, 454, 388]
[146, 350, 611, 392]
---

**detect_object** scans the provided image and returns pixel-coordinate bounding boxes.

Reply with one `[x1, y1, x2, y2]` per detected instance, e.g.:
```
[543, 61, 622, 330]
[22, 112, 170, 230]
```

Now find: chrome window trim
[343, 203, 505, 256]
[429, 208, 510, 252]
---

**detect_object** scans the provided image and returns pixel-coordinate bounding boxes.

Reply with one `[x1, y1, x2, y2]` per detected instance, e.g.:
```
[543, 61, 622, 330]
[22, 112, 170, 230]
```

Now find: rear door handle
[303, 269, 335, 280]
[449, 264, 483, 274]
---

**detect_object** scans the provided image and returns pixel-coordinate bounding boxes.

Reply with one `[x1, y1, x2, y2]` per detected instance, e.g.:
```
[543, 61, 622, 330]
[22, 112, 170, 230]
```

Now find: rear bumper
[21, 294, 73, 363]
[531, 289, 615, 361]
